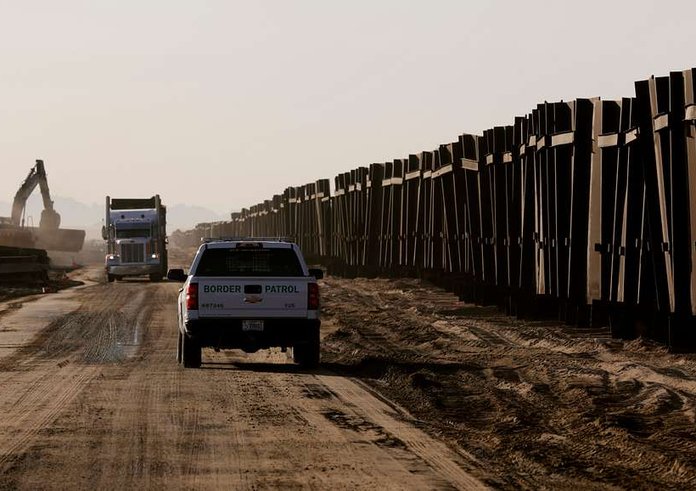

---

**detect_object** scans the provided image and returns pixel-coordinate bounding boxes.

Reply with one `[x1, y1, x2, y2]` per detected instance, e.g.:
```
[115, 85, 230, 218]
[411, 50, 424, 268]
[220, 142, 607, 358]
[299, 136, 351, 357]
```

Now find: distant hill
[0, 196, 227, 238]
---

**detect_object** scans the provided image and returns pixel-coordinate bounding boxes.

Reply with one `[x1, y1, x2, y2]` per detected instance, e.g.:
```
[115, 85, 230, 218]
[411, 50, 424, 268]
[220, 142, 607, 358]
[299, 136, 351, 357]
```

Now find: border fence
[174, 66, 696, 352]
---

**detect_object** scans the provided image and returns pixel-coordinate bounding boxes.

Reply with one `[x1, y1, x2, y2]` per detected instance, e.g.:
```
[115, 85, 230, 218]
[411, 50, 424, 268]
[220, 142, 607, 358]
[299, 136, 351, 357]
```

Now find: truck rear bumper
[107, 264, 161, 276]
[184, 318, 320, 350]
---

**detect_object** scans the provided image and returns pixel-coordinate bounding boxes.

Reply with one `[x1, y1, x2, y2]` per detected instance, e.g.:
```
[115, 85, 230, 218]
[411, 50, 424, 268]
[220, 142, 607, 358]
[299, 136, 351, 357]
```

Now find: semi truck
[103, 195, 168, 282]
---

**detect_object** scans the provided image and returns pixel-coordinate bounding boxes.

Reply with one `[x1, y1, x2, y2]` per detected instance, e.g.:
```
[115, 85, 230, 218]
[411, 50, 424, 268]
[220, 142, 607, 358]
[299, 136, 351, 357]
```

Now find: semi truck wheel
[107, 274, 115, 283]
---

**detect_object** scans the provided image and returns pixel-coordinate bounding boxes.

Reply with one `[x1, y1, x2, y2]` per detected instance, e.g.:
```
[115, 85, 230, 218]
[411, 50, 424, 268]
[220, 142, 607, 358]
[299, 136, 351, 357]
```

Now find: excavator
[0, 160, 85, 252]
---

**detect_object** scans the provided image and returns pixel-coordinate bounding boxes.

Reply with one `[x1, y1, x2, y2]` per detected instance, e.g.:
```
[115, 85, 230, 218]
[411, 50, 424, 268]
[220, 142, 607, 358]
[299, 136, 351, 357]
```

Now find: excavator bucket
[0, 227, 85, 252]
[33, 227, 86, 252]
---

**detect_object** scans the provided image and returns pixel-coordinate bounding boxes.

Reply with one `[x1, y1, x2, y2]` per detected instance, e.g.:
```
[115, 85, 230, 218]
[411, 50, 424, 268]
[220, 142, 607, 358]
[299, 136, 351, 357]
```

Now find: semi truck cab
[104, 195, 168, 282]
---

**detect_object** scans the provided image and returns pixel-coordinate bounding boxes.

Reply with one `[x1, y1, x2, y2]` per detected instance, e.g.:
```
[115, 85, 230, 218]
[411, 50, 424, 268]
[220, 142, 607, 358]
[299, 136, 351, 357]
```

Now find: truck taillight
[308, 282, 319, 310]
[186, 283, 199, 310]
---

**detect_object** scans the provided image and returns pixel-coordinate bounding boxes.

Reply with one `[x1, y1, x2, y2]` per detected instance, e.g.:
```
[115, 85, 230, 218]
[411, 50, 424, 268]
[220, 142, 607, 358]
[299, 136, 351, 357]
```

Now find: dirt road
[0, 267, 485, 490]
[4, 264, 696, 489]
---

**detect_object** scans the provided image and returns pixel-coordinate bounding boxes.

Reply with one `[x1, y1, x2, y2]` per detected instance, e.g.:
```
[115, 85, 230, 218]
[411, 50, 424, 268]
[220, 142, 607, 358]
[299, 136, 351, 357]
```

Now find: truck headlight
[151, 253, 159, 259]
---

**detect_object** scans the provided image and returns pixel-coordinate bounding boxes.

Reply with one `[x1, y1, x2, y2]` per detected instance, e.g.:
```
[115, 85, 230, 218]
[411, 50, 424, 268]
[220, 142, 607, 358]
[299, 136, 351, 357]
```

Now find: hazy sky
[1, 0, 694, 217]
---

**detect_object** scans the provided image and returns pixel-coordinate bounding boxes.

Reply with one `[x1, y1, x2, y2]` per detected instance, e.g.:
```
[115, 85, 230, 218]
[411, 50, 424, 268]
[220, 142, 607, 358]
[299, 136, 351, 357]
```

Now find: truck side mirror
[167, 268, 187, 282]
[101, 225, 107, 240]
[308, 268, 324, 280]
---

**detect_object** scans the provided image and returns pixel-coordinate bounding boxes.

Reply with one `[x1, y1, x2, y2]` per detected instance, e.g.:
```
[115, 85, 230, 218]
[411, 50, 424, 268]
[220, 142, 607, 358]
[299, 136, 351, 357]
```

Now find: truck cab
[104, 196, 168, 282]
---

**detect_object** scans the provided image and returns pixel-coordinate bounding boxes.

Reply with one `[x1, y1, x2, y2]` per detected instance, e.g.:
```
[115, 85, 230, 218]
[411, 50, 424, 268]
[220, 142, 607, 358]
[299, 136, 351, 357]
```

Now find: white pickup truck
[167, 239, 323, 368]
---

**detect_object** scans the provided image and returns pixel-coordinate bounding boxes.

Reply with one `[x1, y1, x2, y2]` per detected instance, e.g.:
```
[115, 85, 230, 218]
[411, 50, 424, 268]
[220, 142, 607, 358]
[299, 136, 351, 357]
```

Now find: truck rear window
[195, 248, 304, 277]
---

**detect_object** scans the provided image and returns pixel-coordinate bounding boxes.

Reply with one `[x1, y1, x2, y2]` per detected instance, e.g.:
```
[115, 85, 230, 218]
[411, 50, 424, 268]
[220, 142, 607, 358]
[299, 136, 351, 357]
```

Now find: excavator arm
[0, 159, 84, 252]
[10, 160, 61, 229]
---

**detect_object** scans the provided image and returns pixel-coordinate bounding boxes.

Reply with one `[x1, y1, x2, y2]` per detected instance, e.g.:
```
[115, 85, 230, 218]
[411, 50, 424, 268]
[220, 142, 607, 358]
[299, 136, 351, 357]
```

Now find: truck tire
[149, 274, 161, 282]
[293, 327, 320, 368]
[182, 334, 202, 368]
[107, 274, 115, 283]
[176, 330, 183, 363]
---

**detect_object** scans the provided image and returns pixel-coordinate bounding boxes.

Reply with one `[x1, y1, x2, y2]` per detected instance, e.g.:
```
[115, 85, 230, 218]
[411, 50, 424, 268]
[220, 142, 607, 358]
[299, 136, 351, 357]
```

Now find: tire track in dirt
[86, 286, 181, 490]
[315, 373, 488, 489]
[0, 367, 96, 472]
[0, 276, 158, 482]
[195, 346, 489, 489]
[21, 284, 258, 490]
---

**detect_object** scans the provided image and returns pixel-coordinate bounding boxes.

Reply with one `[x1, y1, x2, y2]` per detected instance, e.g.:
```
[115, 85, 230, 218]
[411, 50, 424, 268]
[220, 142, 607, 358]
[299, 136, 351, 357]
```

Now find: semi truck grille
[120, 243, 145, 263]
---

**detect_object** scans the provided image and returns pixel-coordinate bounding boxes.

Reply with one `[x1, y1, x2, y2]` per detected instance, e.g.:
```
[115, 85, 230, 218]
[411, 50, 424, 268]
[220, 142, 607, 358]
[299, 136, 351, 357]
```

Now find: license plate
[242, 320, 264, 332]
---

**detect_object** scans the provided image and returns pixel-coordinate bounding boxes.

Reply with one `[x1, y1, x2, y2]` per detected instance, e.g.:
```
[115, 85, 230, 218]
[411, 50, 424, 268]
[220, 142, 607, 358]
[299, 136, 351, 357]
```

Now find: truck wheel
[149, 274, 161, 282]
[182, 334, 202, 368]
[176, 330, 183, 363]
[293, 328, 320, 368]
[107, 274, 115, 283]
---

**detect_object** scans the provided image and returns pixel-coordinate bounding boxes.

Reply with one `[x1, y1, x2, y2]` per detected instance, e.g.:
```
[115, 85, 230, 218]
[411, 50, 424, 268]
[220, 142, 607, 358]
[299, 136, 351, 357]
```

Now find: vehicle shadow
[198, 357, 481, 379]
[199, 360, 333, 376]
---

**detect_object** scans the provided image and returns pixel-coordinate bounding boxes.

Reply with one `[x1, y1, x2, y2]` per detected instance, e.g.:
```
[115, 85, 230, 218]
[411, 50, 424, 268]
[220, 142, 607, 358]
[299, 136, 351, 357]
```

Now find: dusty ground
[0, 269, 83, 303]
[2, 251, 696, 489]
[320, 277, 696, 489]
[0, 264, 483, 490]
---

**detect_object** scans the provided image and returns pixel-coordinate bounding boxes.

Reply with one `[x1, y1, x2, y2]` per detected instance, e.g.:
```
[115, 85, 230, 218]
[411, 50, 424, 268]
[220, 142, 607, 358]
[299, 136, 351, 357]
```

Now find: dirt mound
[320, 276, 696, 489]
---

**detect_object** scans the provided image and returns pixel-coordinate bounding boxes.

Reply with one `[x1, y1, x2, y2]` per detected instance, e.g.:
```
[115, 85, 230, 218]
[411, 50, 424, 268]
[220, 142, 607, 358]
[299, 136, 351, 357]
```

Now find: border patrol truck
[167, 239, 323, 368]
